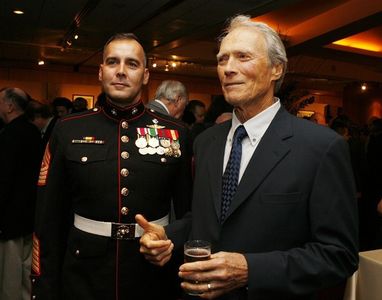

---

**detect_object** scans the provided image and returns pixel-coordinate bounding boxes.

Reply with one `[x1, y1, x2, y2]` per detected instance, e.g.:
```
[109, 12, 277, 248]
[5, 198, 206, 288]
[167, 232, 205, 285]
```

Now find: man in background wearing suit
[0, 87, 42, 300]
[137, 15, 358, 300]
[146, 80, 189, 119]
[26, 99, 58, 149]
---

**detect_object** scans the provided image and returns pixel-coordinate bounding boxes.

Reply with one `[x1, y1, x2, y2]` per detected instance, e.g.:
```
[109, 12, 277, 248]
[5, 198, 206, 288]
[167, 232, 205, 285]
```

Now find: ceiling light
[171, 62, 177, 68]
[361, 83, 367, 91]
[13, 10, 24, 15]
[332, 40, 381, 53]
[152, 62, 157, 68]
[74, 34, 79, 40]
[38, 60, 45, 66]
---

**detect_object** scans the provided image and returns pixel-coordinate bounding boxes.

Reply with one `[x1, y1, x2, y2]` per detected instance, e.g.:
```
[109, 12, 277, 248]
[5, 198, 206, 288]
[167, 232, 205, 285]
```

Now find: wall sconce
[38, 60, 45, 66]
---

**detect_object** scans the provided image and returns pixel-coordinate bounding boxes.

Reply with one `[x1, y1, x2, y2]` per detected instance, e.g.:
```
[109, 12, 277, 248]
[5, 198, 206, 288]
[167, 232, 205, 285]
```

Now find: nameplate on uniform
[72, 136, 105, 144]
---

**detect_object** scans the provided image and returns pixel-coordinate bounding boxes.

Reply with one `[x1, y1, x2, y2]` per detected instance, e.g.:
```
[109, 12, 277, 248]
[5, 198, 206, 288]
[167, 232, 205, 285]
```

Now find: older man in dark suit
[137, 15, 358, 300]
[146, 80, 189, 119]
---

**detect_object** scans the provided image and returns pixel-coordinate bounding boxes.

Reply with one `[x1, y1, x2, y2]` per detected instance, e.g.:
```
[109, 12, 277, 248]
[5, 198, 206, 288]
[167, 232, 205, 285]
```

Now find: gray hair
[219, 15, 288, 92]
[0, 87, 30, 111]
[155, 80, 188, 102]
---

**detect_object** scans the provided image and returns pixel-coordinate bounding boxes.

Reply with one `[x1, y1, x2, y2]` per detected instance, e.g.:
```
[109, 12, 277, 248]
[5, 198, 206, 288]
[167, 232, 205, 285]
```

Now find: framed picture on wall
[297, 110, 315, 119]
[72, 94, 94, 109]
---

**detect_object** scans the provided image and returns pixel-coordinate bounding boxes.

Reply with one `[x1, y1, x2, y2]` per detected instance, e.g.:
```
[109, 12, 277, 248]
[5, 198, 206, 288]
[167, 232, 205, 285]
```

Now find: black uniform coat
[0, 114, 42, 240]
[167, 106, 359, 300]
[32, 98, 192, 300]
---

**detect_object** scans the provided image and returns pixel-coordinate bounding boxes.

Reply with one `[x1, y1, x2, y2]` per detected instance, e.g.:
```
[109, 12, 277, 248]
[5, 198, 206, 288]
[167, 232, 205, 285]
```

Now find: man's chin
[107, 94, 137, 107]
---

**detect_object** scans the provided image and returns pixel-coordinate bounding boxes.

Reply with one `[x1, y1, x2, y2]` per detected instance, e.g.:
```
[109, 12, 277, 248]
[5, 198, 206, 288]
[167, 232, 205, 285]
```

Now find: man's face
[193, 105, 206, 123]
[55, 106, 70, 118]
[174, 97, 188, 119]
[99, 39, 149, 106]
[216, 27, 281, 110]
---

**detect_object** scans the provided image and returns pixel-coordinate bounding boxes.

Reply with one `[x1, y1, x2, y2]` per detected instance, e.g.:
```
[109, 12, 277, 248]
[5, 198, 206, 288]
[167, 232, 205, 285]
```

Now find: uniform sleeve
[246, 135, 359, 297]
[31, 125, 72, 299]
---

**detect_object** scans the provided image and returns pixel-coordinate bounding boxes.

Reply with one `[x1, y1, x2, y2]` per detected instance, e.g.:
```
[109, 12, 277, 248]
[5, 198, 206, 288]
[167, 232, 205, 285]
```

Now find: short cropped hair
[103, 33, 147, 67]
[52, 97, 73, 109]
[219, 15, 288, 92]
[155, 80, 188, 103]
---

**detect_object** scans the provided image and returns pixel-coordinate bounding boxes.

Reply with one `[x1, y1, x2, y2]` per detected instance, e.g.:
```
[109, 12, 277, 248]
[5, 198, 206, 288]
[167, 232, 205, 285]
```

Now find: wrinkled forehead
[218, 26, 266, 53]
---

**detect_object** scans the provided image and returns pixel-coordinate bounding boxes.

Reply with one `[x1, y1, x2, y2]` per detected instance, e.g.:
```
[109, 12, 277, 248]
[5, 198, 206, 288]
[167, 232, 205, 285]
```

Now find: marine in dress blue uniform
[31, 33, 192, 300]
[31, 94, 192, 299]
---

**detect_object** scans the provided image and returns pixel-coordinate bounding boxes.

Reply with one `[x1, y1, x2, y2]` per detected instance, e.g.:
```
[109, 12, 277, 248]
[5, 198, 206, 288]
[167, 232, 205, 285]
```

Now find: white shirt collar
[229, 98, 281, 146]
[154, 99, 170, 114]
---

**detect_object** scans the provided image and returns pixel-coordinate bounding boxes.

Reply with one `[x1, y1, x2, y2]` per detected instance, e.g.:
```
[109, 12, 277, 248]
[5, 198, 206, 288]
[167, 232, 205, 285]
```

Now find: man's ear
[174, 96, 181, 105]
[271, 64, 283, 81]
[98, 65, 103, 82]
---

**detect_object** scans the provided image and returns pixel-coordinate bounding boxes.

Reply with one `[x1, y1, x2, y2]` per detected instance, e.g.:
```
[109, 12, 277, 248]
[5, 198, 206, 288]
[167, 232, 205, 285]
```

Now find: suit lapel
[206, 122, 231, 220]
[224, 107, 293, 221]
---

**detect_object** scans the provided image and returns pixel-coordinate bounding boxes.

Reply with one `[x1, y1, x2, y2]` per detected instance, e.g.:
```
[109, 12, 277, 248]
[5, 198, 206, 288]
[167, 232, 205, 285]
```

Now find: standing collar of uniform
[100, 95, 145, 121]
[229, 98, 281, 146]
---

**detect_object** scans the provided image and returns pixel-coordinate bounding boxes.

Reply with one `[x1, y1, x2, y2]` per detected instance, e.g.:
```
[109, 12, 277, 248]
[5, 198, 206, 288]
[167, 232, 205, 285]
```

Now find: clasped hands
[135, 214, 248, 299]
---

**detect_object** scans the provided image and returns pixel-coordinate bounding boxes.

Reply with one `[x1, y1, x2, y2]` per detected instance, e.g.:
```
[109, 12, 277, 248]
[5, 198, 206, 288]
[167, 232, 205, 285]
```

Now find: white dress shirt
[223, 99, 281, 182]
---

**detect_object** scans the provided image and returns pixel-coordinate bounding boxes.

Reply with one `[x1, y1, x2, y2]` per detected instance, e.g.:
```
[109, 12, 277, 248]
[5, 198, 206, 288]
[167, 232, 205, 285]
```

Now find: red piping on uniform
[58, 110, 101, 122]
[115, 122, 122, 300]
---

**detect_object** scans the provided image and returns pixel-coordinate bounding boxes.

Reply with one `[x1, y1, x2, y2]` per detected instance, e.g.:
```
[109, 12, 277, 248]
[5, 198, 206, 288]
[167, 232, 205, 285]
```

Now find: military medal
[148, 137, 159, 148]
[171, 140, 180, 150]
[160, 138, 171, 148]
[147, 127, 160, 148]
[135, 137, 147, 148]
[135, 128, 148, 148]
[139, 147, 148, 155]
[173, 149, 181, 157]
[147, 147, 157, 155]
[156, 146, 165, 155]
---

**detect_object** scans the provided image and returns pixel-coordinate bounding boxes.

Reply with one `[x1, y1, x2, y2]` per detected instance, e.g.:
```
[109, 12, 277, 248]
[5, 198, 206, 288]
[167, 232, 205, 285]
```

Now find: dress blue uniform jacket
[166, 106, 359, 300]
[32, 96, 192, 300]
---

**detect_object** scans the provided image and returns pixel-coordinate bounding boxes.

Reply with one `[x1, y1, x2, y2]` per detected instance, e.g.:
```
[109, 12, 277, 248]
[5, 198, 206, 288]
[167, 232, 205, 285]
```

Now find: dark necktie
[221, 125, 248, 222]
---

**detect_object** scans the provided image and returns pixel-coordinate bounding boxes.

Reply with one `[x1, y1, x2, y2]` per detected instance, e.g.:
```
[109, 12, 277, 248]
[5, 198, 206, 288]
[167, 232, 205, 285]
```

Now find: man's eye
[128, 62, 138, 68]
[106, 59, 117, 65]
[217, 56, 228, 64]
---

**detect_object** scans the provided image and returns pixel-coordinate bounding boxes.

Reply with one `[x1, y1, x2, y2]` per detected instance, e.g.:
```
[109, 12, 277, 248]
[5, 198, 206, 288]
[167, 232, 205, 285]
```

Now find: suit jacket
[146, 99, 169, 116]
[167, 106, 359, 300]
[41, 116, 58, 149]
[0, 115, 42, 240]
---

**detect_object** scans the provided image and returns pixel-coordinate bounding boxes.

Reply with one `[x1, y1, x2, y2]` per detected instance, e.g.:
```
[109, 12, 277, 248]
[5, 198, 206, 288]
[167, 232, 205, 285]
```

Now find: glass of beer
[183, 240, 211, 295]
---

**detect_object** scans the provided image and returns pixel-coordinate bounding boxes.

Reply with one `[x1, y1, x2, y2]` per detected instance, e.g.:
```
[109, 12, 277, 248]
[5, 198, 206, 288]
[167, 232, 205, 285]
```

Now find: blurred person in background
[0, 87, 42, 300]
[146, 80, 189, 119]
[52, 96, 73, 118]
